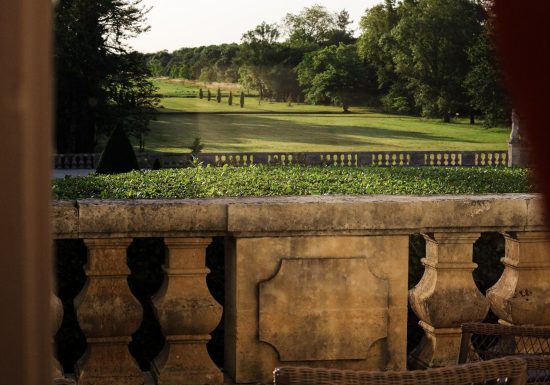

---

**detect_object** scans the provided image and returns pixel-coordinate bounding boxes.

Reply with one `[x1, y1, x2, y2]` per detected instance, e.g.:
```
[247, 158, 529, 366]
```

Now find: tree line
[145, 0, 509, 124]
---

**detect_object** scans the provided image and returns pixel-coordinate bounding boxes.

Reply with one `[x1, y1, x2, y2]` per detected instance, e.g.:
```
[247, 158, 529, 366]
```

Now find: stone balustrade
[52, 194, 548, 384]
[53, 150, 509, 170]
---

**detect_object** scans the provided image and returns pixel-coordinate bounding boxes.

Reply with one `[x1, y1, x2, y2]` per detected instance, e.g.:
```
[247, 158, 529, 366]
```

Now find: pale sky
[129, 0, 383, 53]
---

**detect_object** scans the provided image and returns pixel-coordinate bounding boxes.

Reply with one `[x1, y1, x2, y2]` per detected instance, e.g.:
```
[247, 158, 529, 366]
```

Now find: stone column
[152, 238, 223, 385]
[508, 109, 529, 167]
[409, 233, 489, 368]
[487, 232, 550, 325]
[74, 239, 143, 385]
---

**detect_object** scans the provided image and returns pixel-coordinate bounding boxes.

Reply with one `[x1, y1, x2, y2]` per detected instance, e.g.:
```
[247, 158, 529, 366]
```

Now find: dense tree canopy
[297, 44, 371, 112]
[55, 0, 158, 153]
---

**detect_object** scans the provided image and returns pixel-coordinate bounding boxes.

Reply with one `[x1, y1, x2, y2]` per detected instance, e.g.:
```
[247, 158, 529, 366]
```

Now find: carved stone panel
[225, 235, 409, 384]
[259, 257, 388, 361]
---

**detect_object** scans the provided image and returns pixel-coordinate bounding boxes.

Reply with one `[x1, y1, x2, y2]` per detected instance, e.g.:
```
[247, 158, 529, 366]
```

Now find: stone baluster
[487, 232, 550, 325]
[152, 238, 223, 385]
[74, 238, 143, 385]
[408, 233, 489, 368]
[52, 292, 75, 385]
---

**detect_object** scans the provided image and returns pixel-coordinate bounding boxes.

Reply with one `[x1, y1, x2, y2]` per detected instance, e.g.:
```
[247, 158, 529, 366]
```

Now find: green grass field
[141, 78, 510, 153]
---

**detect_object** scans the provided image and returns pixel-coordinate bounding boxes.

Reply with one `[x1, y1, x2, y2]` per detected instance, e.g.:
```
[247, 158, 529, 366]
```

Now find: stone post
[508, 109, 529, 167]
[487, 232, 550, 325]
[152, 238, 223, 385]
[74, 238, 143, 385]
[408, 233, 489, 368]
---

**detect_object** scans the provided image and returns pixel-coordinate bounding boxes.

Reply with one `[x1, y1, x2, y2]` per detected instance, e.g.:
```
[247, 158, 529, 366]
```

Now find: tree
[105, 52, 160, 152]
[54, 0, 158, 153]
[207, 89, 212, 101]
[464, 1, 511, 127]
[240, 92, 245, 108]
[228, 91, 233, 106]
[296, 44, 368, 112]
[357, 1, 413, 113]
[390, 0, 485, 121]
[283, 5, 353, 48]
[199, 88, 204, 99]
[216, 88, 222, 103]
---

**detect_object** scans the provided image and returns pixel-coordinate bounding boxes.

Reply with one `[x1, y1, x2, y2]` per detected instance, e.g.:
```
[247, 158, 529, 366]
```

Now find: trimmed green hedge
[53, 165, 534, 200]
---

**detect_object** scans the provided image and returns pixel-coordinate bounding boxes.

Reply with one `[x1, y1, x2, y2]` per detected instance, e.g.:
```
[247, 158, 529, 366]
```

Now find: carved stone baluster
[52, 293, 75, 385]
[74, 238, 143, 385]
[488, 232, 550, 325]
[152, 238, 223, 385]
[408, 233, 489, 368]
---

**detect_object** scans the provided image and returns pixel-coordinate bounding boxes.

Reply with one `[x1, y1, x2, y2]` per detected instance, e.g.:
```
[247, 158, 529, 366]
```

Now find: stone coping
[52, 194, 546, 238]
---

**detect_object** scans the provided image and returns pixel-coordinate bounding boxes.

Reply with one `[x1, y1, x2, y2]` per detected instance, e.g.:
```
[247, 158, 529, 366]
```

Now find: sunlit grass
[140, 78, 509, 153]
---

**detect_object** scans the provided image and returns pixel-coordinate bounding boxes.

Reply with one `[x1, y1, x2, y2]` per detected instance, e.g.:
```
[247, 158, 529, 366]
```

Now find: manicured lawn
[145, 112, 509, 153]
[141, 78, 509, 153]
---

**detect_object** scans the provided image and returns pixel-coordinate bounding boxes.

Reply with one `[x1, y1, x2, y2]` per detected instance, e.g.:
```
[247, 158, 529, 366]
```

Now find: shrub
[216, 88, 221, 103]
[53, 166, 533, 200]
[240, 91, 245, 108]
[199, 88, 203, 99]
[188, 137, 204, 154]
[207, 89, 211, 101]
[228, 91, 233, 106]
[95, 125, 140, 174]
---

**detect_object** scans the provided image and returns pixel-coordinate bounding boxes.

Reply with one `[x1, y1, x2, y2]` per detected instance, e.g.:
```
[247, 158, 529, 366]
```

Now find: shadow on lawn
[148, 114, 500, 153]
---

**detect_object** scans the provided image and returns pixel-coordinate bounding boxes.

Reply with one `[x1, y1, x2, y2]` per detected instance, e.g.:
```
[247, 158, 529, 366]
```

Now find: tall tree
[239, 23, 302, 101]
[391, 0, 484, 121]
[283, 5, 354, 48]
[357, 1, 413, 113]
[296, 44, 369, 112]
[54, 0, 158, 153]
[464, 0, 511, 126]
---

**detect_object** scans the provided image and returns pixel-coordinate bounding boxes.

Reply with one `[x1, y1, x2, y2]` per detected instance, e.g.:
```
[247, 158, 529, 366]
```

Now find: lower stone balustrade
[52, 194, 549, 384]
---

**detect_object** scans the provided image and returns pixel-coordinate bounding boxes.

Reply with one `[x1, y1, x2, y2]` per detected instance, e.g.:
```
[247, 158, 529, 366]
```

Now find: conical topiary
[96, 125, 140, 174]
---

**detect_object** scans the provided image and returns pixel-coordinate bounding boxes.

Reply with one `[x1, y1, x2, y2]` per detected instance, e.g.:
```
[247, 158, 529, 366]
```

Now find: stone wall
[52, 194, 549, 384]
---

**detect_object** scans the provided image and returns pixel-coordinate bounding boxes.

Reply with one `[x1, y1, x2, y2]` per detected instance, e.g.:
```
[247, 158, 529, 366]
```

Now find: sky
[128, 0, 382, 53]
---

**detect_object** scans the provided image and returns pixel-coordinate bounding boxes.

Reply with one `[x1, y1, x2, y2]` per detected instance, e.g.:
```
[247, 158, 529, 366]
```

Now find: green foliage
[107, 52, 160, 152]
[54, 0, 157, 153]
[464, 26, 511, 127]
[228, 91, 233, 106]
[207, 89, 212, 101]
[188, 137, 204, 154]
[216, 88, 222, 103]
[283, 5, 354, 48]
[199, 88, 204, 99]
[95, 125, 140, 174]
[53, 166, 533, 200]
[391, 0, 484, 121]
[240, 92, 245, 108]
[296, 44, 370, 112]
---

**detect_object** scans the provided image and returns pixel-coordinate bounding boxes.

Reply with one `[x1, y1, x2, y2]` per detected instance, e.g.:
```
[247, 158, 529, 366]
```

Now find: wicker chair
[459, 322, 550, 384]
[274, 357, 527, 385]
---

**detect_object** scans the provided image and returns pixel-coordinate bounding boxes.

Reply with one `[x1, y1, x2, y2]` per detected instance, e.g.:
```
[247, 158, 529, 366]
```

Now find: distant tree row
[144, 5, 357, 104]
[144, 1, 509, 126]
